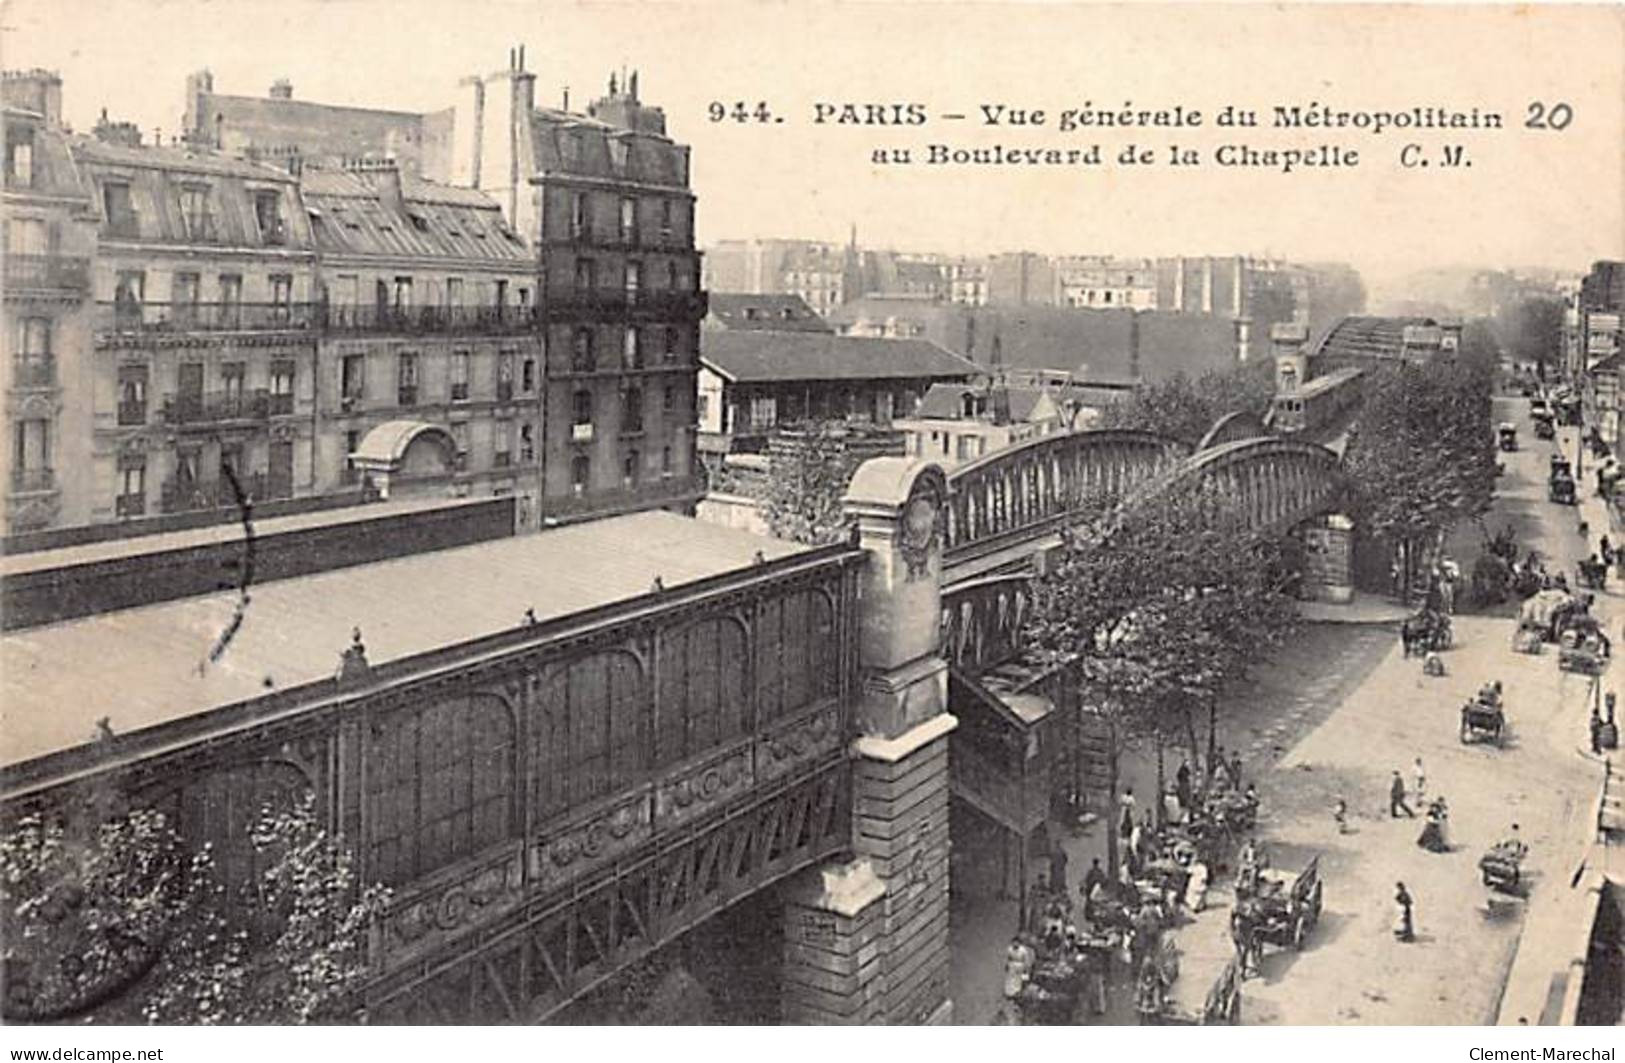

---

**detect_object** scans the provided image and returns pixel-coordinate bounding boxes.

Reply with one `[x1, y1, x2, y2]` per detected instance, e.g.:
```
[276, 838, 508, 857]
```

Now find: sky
[5, 0, 1623, 292]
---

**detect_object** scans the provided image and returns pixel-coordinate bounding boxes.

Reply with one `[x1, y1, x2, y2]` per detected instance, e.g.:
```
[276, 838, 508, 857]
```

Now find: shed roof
[700, 331, 976, 384]
[1, 511, 807, 770]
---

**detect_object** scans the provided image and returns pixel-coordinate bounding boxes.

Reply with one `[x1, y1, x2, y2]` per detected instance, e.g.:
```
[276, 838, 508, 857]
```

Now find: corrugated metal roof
[701, 331, 977, 384]
[0, 511, 808, 769]
[301, 168, 530, 263]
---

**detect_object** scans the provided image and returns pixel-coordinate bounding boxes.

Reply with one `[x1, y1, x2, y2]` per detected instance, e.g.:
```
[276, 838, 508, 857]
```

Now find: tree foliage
[1494, 296, 1564, 370]
[1092, 359, 1278, 446]
[1025, 485, 1298, 749]
[755, 422, 862, 546]
[1342, 349, 1496, 573]
[1, 794, 388, 1025]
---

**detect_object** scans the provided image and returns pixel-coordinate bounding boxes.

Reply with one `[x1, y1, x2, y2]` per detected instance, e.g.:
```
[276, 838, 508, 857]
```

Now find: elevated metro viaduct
[1, 317, 1403, 1025]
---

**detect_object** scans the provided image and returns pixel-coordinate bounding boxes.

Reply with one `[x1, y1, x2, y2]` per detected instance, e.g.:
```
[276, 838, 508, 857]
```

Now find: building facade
[3, 72, 98, 534]
[71, 135, 322, 524]
[1055, 255, 1157, 310]
[300, 162, 543, 522]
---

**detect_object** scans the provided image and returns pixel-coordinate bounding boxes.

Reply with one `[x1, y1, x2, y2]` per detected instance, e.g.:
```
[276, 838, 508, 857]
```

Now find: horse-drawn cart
[1460, 696, 1506, 746]
[1479, 839, 1528, 895]
[1242, 856, 1324, 955]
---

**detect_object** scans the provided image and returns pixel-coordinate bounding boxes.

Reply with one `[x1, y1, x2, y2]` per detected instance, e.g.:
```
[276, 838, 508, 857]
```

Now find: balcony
[4, 253, 90, 294]
[319, 304, 537, 336]
[117, 401, 148, 426]
[160, 472, 268, 514]
[268, 392, 295, 416]
[493, 451, 512, 469]
[496, 380, 514, 402]
[161, 388, 271, 426]
[11, 467, 55, 493]
[11, 357, 55, 389]
[96, 301, 314, 335]
[397, 384, 419, 407]
[450, 382, 469, 402]
[115, 493, 146, 519]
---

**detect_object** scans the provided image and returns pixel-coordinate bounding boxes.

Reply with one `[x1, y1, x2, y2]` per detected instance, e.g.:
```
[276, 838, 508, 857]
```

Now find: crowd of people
[999, 754, 1263, 1025]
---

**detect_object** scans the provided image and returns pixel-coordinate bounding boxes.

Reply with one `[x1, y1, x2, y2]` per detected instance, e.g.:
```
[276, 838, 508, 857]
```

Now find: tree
[1342, 352, 1496, 599]
[1495, 296, 1565, 376]
[1093, 360, 1277, 445]
[755, 422, 862, 546]
[1025, 484, 1297, 867]
[1, 795, 388, 1025]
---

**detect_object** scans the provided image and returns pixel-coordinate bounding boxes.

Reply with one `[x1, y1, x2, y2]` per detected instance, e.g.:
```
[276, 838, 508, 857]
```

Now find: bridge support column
[1302, 513, 1356, 603]
[781, 459, 957, 1025]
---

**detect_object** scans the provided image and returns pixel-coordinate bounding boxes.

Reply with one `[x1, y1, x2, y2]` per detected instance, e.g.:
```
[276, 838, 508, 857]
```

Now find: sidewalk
[1298, 593, 1414, 625]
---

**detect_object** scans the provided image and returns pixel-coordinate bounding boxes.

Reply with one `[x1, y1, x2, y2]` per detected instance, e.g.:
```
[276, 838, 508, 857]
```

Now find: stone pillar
[1302, 513, 1355, 603]
[781, 458, 957, 1025]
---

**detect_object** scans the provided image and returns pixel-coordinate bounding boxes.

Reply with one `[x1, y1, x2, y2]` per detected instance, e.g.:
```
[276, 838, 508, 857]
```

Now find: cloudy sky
[7, 1, 1622, 289]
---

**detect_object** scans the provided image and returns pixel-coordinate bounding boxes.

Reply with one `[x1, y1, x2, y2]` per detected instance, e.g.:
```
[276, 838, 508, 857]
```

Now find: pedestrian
[1334, 796, 1349, 834]
[1393, 882, 1415, 942]
[1048, 835, 1070, 896]
[1211, 745, 1227, 790]
[1119, 787, 1136, 839]
[1412, 757, 1427, 804]
[1229, 752, 1244, 791]
[1389, 770, 1415, 818]
[1082, 857, 1107, 905]
[1176, 759, 1193, 815]
[1593, 709, 1606, 755]
[1602, 535, 1615, 567]
[1135, 958, 1164, 1025]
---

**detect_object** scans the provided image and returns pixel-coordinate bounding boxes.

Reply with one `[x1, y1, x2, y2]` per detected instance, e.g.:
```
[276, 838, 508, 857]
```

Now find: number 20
[1526, 101, 1573, 130]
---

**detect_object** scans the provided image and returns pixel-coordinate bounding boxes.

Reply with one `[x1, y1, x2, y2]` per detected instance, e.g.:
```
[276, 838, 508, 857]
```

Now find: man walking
[1176, 759, 1193, 817]
[1390, 770, 1416, 818]
[1048, 833, 1070, 896]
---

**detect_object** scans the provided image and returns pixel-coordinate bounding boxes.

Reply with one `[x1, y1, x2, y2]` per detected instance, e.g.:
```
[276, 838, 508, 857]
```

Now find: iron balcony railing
[10, 467, 55, 492]
[96, 301, 314, 334]
[11, 358, 55, 389]
[4, 253, 90, 292]
[161, 388, 271, 426]
[319, 304, 538, 335]
[268, 392, 294, 416]
[117, 401, 147, 426]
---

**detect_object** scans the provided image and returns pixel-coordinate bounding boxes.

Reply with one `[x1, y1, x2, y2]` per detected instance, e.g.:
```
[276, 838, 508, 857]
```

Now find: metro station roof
[1, 511, 809, 771]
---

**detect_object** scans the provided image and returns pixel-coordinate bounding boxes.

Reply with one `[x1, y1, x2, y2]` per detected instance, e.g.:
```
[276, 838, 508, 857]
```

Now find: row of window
[566, 191, 689, 246]
[567, 445, 680, 495]
[112, 269, 292, 308]
[329, 274, 530, 311]
[99, 178, 286, 245]
[339, 350, 536, 407]
[569, 324, 682, 372]
[571, 255, 692, 295]
[115, 360, 297, 426]
[569, 383, 681, 430]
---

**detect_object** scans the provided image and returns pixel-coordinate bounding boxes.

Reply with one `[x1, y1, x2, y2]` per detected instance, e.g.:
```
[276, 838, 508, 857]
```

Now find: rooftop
[700, 331, 977, 384]
[301, 167, 530, 263]
[1, 511, 807, 770]
[706, 293, 832, 333]
[69, 136, 300, 183]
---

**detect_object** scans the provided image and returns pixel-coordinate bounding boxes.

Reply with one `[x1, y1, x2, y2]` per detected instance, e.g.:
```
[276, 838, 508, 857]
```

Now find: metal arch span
[1132, 436, 1347, 537]
[943, 428, 1191, 575]
[1197, 410, 1269, 452]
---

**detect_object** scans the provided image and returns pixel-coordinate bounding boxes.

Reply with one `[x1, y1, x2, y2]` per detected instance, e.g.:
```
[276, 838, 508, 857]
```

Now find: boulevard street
[953, 394, 1614, 1024]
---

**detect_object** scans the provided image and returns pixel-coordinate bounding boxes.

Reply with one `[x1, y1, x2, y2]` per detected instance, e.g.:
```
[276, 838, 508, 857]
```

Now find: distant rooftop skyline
[8, 0, 1621, 290]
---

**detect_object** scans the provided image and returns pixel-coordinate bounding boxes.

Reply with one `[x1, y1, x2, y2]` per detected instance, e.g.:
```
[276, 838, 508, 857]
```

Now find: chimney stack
[269, 78, 293, 100]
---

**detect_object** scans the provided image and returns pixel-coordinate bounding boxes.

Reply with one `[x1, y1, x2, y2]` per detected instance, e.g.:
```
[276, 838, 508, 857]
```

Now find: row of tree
[1024, 485, 1300, 874]
[1091, 358, 1279, 445]
[1, 795, 387, 1025]
[1341, 338, 1498, 599]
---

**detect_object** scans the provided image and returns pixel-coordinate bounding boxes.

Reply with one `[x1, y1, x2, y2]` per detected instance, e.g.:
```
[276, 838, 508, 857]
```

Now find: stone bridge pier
[780, 459, 957, 1024]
